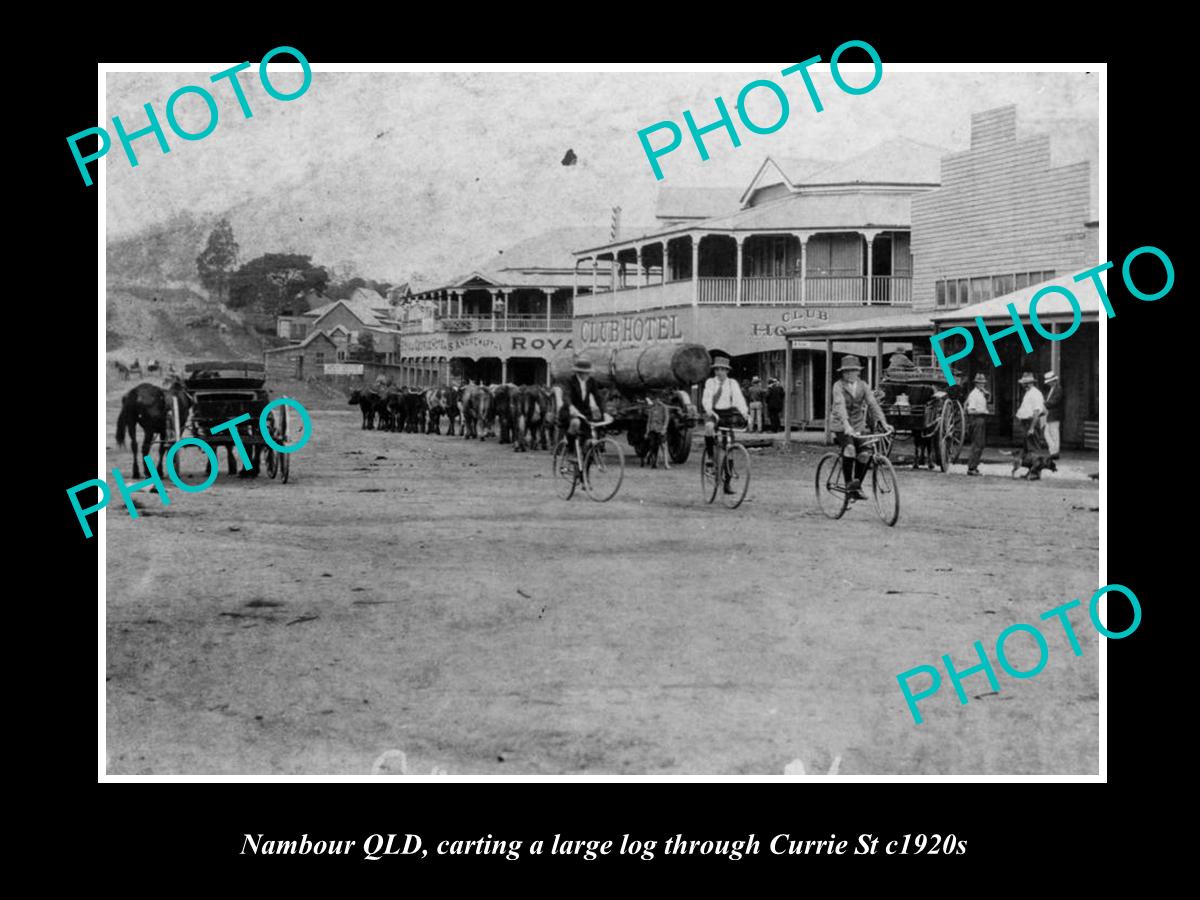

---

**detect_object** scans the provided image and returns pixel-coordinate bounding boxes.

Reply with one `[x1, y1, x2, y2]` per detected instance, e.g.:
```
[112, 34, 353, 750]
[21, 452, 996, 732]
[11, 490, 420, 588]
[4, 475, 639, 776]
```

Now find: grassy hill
[106, 283, 281, 367]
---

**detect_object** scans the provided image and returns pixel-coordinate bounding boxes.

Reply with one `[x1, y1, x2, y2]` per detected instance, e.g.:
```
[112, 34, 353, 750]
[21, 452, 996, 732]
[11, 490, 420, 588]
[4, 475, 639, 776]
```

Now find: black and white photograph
[97, 60, 1103, 777]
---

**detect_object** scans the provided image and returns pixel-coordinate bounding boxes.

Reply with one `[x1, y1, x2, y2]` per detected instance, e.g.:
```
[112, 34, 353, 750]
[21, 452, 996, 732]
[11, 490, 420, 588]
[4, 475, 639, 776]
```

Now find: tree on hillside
[196, 219, 239, 302]
[227, 253, 329, 316]
[349, 331, 377, 362]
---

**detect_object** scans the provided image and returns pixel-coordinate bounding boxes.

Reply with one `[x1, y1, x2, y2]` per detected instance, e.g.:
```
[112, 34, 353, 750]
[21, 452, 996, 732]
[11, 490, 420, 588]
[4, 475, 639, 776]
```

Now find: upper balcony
[401, 315, 573, 334]
[573, 229, 913, 317]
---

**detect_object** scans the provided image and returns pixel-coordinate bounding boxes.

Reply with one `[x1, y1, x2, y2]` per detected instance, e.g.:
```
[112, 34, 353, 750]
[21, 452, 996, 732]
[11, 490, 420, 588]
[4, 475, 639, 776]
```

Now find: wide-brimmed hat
[974, 373, 988, 385]
[1044, 371, 1058, 383]
[711, 356, 731, 370]
[1019, 372, 1036, 385]
[751, 376, 761, 383]
[573, 358, 592, 373]
[838, 355, 863, 372]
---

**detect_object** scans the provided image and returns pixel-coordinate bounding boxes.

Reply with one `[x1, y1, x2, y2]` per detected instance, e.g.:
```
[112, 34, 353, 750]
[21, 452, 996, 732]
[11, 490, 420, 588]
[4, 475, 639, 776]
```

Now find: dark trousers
[767, 407, 782, 431]
[967, 414, 987, 469]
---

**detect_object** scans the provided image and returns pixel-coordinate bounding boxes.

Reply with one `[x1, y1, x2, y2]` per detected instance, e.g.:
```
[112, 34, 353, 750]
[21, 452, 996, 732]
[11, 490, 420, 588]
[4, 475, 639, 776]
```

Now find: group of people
[965, 369, 1063, 479]
[745, 376, 786, 432]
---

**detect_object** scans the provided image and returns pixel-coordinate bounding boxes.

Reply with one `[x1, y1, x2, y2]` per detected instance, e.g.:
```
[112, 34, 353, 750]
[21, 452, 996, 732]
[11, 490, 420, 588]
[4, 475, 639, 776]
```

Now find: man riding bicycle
[561, 357, 603, 464]
[830, 355, 888, 501]
[702, 355, 749, 493]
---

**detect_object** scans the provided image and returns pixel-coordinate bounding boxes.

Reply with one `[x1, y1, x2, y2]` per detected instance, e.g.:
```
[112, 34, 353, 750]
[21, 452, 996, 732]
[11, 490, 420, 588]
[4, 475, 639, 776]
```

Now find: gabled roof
[655, 187, 743, 221]
[296, 330, 339, 349]
[308, 298, 384, 328]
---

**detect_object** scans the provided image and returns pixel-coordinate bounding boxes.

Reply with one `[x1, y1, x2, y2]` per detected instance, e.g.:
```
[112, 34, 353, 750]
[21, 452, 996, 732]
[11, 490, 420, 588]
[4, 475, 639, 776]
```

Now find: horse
[115, 380, 191, 479]
[113, 360, 131, 381]
[147, 359, 161, 374]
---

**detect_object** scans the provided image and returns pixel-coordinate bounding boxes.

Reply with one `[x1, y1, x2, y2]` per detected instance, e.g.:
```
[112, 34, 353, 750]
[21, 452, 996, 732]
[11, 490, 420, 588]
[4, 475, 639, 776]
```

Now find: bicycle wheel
[584, 438, 625, 502]
[265, 446, 278, 479]
[720, 443, 751, 509]
[870, 455, 900, 526]
[815, 452, 850, 519]
[700, 445, 719, 504]
[552, 439, 578, 500]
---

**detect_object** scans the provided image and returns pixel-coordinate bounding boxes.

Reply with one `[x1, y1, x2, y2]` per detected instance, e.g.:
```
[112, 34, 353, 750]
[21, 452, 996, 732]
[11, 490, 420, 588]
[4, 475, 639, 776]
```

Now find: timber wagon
[549, 343, 712, 464]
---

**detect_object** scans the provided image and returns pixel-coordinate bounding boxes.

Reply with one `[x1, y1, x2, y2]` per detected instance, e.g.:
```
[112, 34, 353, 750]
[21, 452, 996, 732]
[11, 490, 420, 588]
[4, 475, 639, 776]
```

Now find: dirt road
[105, 401, 1100, 775]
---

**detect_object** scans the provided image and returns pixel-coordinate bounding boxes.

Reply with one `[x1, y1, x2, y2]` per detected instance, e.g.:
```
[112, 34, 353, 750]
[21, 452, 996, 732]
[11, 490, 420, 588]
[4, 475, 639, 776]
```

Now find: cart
[876, 355, 966, 472]
[602, 387, 703, 465]
[160, 360, 295, 483]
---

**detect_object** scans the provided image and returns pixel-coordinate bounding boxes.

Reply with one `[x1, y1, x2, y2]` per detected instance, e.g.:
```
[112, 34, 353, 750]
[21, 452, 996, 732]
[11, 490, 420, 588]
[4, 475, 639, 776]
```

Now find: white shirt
[966, 387, 989, 415]
[1016, 386, 1046, 421]
[702, 375, 749, 418]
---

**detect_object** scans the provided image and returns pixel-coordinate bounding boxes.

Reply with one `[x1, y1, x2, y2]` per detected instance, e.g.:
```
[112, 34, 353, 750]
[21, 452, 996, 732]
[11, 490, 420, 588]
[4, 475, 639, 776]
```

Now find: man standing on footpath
[1015, 372, 1050, 480]
[965, 373, 990, 476]
[766, 377, 785, 432]
[747, 376, 765, 432]
[1044, 371, 1063, 459]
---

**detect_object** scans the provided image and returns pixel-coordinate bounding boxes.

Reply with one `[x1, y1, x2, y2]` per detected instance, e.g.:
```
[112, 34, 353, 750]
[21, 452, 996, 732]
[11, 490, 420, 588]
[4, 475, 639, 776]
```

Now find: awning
[929, 274, 1105, 326]
[784, 310, 937, 342]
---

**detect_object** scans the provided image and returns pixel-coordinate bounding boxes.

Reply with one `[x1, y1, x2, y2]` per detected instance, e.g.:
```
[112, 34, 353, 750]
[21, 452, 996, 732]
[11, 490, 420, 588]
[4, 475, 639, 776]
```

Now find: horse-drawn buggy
[875, 353, 966, 472]
[162, 360, 296, 483]
[549, 343, 711, 467]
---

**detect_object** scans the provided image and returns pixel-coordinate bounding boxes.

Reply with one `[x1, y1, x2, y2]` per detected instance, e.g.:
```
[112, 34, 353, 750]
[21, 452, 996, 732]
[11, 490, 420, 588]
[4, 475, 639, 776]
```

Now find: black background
[35, 15, 1176, 885]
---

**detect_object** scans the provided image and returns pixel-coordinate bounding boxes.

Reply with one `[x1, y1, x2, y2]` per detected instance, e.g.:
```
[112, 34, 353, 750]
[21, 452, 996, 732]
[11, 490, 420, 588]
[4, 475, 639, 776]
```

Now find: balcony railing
[404, 315, 574, 333]
[694, 275, 912, 306]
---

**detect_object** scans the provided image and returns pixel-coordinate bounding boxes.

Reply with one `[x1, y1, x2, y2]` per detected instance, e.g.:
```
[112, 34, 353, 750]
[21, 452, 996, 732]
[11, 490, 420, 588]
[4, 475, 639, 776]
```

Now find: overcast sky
[104, 68, 1098, 280]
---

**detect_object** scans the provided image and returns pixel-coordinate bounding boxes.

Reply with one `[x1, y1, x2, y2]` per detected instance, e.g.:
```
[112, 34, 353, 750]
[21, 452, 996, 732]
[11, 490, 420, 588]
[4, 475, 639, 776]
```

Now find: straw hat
[711, 356, 731, 370]
[1044, 371, 1058, 383]
[1018, 372, 1036, 385]
[573, 358, 593, 373]
[974, 373, 988, 385]
[838, 355, 863, 372]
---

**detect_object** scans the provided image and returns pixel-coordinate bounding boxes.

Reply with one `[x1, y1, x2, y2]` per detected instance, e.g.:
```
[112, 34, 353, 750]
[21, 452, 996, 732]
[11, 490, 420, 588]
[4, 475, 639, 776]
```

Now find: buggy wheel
[668, 422, 692, 464]
[552, 439, 578, 500]
[279, 451, 290, 484]
[720, 443, 751, 509]
[870, 455, 900, 526]
[265, 447, 278, 479]
[815, 452, 850, 519]
[583, 438, 624, 502]
[940, 399, 965, 470]
[700, 445, 719, 504]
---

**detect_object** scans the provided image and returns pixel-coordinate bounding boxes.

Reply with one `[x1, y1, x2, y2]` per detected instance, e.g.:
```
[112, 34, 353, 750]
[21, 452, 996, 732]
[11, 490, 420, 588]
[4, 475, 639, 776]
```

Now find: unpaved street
[105, 399, 1100, 775]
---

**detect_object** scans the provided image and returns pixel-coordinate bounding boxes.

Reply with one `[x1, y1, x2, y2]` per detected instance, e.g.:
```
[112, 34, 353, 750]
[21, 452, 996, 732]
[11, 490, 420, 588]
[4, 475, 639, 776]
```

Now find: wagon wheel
[938, 399, 966, 472]
[667, 417, 692, 464]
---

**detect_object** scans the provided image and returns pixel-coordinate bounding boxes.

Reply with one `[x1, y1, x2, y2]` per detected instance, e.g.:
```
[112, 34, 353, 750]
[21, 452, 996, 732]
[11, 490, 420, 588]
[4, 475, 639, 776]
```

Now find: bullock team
[348, 382, 559, 452]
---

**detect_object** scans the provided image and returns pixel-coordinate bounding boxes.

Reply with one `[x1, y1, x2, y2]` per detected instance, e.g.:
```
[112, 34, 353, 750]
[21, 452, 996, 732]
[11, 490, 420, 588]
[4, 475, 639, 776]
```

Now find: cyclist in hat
[702, 355, 749, 492]
[561, 356, 603, 461]
[830, 355, 887, 501]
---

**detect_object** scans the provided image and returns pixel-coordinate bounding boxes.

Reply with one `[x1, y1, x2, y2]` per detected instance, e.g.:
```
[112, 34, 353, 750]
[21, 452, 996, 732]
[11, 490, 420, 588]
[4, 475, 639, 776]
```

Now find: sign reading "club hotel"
[579, 313, 686, 346]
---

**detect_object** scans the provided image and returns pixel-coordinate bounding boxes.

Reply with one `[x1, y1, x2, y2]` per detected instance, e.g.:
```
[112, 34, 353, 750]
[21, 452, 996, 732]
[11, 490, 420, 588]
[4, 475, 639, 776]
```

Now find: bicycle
[552, 414, 625, 502]
[815, 425, 899, 526]
[700, 422, 751, 509]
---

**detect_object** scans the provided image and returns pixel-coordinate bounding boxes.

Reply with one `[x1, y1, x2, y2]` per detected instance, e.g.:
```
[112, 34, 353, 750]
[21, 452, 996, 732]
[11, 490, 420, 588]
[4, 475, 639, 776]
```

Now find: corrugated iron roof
[655, 186, 743, 220]
[802, 138, 947, 186]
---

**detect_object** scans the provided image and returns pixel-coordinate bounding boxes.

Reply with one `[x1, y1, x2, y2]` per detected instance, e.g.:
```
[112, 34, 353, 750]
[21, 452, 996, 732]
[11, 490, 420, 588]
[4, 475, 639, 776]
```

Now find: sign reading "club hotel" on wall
[577, 307, 839, 355]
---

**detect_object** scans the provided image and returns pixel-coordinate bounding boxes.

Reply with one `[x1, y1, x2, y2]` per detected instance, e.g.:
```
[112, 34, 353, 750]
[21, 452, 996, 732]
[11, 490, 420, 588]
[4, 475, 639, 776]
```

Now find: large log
[551, 343, 711, 393]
